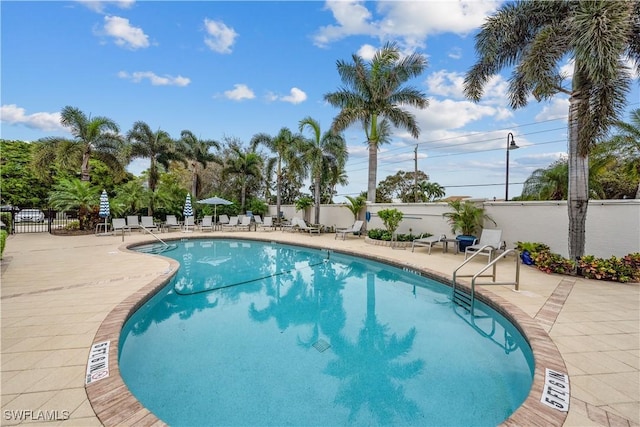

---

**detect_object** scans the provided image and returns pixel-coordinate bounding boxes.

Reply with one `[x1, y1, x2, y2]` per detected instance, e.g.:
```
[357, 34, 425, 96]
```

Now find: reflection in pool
[120, 239, 534, 426]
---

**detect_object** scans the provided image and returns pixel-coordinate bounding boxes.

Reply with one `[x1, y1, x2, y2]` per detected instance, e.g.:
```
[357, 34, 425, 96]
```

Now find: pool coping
[85, 235, 568, 427]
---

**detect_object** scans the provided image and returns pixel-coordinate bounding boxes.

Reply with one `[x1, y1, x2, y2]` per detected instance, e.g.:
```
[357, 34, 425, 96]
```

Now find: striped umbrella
[99, 190, 110, 233]
[183, 194, 193, 232]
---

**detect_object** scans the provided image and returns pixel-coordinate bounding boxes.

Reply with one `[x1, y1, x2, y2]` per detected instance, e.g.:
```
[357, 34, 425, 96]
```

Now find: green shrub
[534, 251, 576, 275]
[64, 220, 80, 231]
[578, 254, 640, 283]
[367, 228, 421, 242]
[377, 209, 403, 235]
[0, 212, 13, 233]
[0, 230, 7, 260]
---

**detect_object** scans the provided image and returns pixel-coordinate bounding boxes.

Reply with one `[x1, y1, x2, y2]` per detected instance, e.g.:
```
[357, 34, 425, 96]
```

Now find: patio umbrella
[99, 190, 110, 233]
[183, 194, 193, 232]
[196, 196, 232, 223]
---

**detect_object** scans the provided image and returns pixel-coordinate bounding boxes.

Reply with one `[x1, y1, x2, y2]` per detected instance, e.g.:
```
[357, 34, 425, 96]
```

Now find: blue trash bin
[456, 235, 476, 252]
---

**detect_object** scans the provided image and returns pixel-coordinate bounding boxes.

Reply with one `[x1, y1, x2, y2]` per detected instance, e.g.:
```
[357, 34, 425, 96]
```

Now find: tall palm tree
[298, 116, 348, 224]
[33, 106, 124, 182]
[464, 0, 640, 260]
[324, 41, 429, 203]
[126, 121, 183, 215]
[222, 144, 263, 211]
[418, 181, 446, 202]
[251, 128, 306, 218]
[179, 130, 220, 199]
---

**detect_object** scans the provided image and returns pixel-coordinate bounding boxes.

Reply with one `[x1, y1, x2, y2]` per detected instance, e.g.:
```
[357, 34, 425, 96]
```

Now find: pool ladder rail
[451, 247, 520, 317]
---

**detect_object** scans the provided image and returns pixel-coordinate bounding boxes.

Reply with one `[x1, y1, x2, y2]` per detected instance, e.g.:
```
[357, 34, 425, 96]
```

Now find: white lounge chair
[126, 215, 141, 231]
[222, 216, 239, 231]
[140, 216, 158, 232]
[297, 219, 320, 235]
[412, 234, 447, 254]
[282, 217, 302, 232]
[464, 229, 504, 261]
[182, 216, 195, 232]
[112, 218, 131, 235]
[218, 214, 230, 227]
[200, 215, 214, 232]
[258, 216, 274, 231]
[335, 220, 364, 240]
[238, 215, 252, 231]
[164, 215, 181, 232]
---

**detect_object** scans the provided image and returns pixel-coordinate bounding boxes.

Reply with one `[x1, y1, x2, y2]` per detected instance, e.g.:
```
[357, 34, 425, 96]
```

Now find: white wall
[268, 199, 640, 258]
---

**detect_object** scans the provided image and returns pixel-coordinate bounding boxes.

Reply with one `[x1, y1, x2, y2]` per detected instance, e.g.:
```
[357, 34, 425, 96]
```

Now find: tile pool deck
[0, 230, 638, 426]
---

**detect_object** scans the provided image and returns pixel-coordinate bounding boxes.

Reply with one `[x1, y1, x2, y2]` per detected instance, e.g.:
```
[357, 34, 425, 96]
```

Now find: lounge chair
[200, 215, 214, 232]
[282, 217, 302, 232]
[222, 216, 239, 231]
[412, 234, 447, 254]
[297, 219, 320, 235]
[258, 216, 274, 231]
[183, 216, 195, 232]
[464, 229, 504, 261]
[140, 216, 158, 232]
[218, 214, 230, 227]
[238, 215, 252, 231]
[112, 218, 131, 235]
[253, 215, 263, 227]
[127, 215, 141, 231]
[335, 220, 364, 240]
[164, 215, 181, 232]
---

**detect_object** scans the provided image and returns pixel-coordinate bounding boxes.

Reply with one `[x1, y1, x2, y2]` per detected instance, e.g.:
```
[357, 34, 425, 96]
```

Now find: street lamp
[505, 132, 519, 201]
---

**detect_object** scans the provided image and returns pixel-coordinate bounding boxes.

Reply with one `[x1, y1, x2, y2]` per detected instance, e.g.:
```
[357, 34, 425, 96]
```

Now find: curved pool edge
[86, 235, 568, 427]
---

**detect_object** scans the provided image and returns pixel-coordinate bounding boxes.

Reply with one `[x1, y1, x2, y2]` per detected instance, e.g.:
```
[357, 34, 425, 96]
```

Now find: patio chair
[126, 215, 141, 231]
[297, 219, 320, 235]
[140, 216, 158, 233]
[253, 215, 263, 227]
[164, 215, 182, 232]
[222, 216, 239, 231]
[200, 215, 214, 232]
[112, 218, 131, 235]
[218, 214, 230, 227]
[238, 215, 252, 231]
[182, 216, 196, 232]
[335, 220, 364, 240]
[258, 216, 274, 231]
[464, 229, 504, 261]
[282, 217, 302, 232]
[412, 234, 447, 254]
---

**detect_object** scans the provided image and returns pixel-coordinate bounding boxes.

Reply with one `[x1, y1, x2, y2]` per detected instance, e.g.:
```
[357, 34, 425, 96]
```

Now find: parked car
[15, 209, 45, 223]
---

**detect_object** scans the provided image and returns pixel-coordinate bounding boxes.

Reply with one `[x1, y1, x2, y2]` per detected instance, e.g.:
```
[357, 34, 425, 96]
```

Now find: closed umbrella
[196, 196, 232, 226]
[183, 194, 193, 232]
[99, 190, 110, 234]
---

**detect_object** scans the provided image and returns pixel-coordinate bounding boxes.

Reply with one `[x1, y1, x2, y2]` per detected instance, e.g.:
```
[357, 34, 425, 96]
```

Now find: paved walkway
[1, 231, 638, 426]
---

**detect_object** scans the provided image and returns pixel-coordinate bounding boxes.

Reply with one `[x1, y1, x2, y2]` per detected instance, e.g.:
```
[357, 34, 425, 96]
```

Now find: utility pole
[414, 145, 418, 202]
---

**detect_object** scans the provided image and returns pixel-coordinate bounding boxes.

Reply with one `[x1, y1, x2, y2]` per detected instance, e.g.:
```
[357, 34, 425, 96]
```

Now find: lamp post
[505, 132, 519, 201]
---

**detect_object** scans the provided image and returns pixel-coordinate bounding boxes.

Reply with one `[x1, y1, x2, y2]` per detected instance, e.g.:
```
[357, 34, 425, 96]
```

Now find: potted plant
[442, 200, 496, 251]
[515, 241, 550, 265]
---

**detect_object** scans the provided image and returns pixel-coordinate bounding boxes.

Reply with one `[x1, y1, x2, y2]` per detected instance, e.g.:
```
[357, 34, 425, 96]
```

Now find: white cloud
[0, 104, 64, 132]
[414, 99, 500, 131]
[76, 0, 134, 14]
[118, 71, 190, 86]
[448, 47, 462, 60]
[535, 98, 569, 122]
[101, 15, 149, 49]
[314, 0, 499, 49]
[223, 84, 255, 101]
[426, 70, 466, 99]
[356, 44, 377, 61]
[274, 88, 307, 104]
[204, 18, 237, 54]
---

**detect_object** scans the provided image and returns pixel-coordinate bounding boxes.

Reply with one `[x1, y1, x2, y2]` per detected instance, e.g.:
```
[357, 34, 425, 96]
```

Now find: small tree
[377, 208, 403, 236]
[294, 196, 314, 223]
[343, 195, 366, 221]
[442, 200, 495, 236]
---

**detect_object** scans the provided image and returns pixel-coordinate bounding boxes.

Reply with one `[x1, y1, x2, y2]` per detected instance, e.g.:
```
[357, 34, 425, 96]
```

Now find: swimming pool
[120, 239, 534, 426]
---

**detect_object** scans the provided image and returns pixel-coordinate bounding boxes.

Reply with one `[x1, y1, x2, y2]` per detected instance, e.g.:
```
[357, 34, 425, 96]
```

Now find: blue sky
[2, 0, 639, 202]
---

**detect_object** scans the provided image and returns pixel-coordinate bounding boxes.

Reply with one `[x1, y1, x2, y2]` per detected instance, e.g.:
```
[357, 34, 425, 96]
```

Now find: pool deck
[1, 230, 638, 426]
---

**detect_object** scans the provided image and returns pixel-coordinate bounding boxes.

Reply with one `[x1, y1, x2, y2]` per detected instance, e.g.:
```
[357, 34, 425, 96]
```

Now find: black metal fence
[1, 207, 81, 234]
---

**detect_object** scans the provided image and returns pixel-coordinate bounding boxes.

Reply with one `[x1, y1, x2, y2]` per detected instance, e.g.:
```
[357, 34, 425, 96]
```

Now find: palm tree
[222, 144, 263, 211]
[33, 106, 124, 182]
[298, 116, 348, 224]
[324, 41, 429, 203]
[418, 181, 446, 201]
[520, 159, 569, 201]
[126, 121, 183, 215]
[344, 195, 366, 222]
[48, 178, 99, 230]
[251, 128, 306, 218]
[464, 0, 640, 260]
[179, 130, 220, 199]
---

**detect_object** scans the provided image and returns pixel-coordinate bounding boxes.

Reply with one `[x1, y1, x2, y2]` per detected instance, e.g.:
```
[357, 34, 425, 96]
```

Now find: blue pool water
[120, 239, 534, 426]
